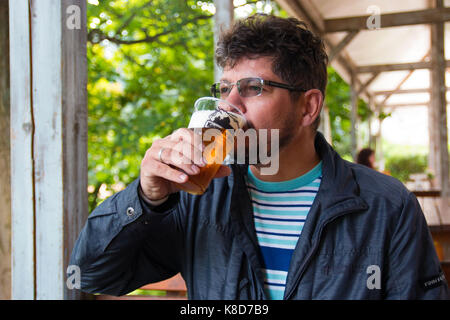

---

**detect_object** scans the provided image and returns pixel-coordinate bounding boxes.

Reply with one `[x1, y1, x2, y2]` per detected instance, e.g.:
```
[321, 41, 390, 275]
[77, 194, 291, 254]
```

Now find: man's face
[221, 56, 304, 150]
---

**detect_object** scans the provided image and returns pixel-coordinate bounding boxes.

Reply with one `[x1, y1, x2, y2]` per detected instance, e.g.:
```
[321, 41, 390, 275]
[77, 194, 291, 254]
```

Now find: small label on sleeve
[420, 272, 447, 291]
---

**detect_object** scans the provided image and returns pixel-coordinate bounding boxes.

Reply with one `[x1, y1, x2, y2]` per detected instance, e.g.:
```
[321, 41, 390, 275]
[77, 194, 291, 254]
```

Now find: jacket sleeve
[69, 178, 186, 296]
[384, 191, 449, 299]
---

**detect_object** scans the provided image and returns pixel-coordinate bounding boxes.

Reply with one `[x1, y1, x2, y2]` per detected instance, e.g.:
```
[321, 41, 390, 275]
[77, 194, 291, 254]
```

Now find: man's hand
[140, 128, 231, 201]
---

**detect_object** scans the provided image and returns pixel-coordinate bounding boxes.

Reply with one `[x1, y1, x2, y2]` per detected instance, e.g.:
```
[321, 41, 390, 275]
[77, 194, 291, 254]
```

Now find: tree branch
[115, 1, 153, 36]
[89, 182, 102, 212]
[234, 0, 260, 8]
[88, 14, 213, 45]
[121, 50, 146, 68]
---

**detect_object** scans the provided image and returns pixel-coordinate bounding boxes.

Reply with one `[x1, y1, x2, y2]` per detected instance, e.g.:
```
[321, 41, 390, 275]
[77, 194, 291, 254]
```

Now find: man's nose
[225, 85, 247, 114]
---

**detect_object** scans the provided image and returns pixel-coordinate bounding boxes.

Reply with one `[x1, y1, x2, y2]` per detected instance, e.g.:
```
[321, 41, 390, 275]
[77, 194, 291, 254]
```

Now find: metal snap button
[126, 207, 135, 217]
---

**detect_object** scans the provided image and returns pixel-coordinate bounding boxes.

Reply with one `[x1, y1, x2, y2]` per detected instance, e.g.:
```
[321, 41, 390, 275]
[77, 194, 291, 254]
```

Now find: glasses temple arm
[264, 80, 306, 92]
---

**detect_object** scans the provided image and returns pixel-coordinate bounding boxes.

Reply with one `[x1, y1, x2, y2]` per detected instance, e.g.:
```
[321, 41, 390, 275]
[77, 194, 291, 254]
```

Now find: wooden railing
[414, 189, 450, 282]
[413, 190, 446, 226]
[430, 226, 450, 283]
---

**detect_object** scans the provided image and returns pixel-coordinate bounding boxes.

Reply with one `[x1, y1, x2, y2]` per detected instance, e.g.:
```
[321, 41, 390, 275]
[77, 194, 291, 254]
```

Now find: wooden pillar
[368, 96, 374, 149]
[350, 73, 358, 160]
[377, 107, 385, 172]
[213, 0, 233, 82]
[0, 0, 11, 300]
[10, 0, 88, 299]
[430, 0, 449, 222]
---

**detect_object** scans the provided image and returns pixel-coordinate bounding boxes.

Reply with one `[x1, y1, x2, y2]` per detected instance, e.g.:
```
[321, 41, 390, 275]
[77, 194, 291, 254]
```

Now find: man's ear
[300, 89, 323, 127]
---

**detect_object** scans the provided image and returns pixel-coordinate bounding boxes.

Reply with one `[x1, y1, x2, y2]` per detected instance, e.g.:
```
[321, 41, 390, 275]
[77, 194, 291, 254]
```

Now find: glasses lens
[218, 82, 232, 98]
[239, 78, 263, 97]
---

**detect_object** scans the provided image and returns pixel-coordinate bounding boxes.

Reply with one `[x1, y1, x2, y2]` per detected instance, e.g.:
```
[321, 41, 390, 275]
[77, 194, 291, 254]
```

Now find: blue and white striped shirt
[246, 162, 322, 299]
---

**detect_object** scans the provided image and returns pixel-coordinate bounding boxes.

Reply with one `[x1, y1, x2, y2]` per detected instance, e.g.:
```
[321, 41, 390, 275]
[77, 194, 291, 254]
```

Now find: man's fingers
[145, 158, 189, 183]
[157, 147, 202, 176]
[168, 129, 205, 166]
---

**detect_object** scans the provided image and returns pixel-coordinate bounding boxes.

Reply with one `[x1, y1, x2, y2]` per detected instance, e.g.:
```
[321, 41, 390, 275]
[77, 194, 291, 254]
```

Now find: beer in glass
[174, 97, 246, 195]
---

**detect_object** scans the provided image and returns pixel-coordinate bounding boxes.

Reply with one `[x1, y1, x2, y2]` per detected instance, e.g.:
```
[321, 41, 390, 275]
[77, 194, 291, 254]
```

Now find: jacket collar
[235, 131, 368, 214]
[230, 131, 369, 245]
[313, 132, 368, 220]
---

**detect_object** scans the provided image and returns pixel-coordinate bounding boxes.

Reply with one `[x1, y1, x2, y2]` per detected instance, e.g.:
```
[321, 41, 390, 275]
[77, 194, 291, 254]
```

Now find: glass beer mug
[174, 97, 246, 195]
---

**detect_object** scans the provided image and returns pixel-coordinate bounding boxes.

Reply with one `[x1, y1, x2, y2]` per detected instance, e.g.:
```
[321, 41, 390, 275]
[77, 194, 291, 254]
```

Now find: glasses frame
[210, 77, 306, 98]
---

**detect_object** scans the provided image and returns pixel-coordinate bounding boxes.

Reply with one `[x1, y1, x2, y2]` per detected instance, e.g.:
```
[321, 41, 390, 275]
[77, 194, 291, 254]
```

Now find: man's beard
[234, 113, 298, 166]
[278, 111, 298, 151]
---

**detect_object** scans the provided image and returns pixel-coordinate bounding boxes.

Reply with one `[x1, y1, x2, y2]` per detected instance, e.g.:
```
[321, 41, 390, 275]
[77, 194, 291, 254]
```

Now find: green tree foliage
[87, 0, 215, 210]
[385, 154, 428, 182]
[86, 0, 370, 211]
[86, 0, 286, 211]
[325, 67, 372, 157]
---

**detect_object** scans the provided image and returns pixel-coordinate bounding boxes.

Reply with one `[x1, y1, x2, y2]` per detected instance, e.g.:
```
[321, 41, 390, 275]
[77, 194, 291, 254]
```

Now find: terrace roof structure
[275, 0, 449, 225]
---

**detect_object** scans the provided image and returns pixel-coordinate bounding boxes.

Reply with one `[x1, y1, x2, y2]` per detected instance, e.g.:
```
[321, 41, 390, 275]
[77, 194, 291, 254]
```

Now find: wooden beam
[357, 60, 450, 73]
[10, 0, 35, 300]
[324, 7, 450, 33]
[374, 87, 450, 95]
[375, 51, 430, 108]
[350, 74, 358, 160]
[276, 0, 324, 34]
[429, 0, 449, 224]
[214, 0, 233, 82]
[384, 102, 429, 108]
[356, 61, 431, 73]
[61, 0, 89, 300]
[374, 88, 431, 95]
[368, 96, 375, 149]
[356, 72, 380, 95]
[328, 31, 359, 63]
[0, 0, 11, 300]
[296, 0, 326, 32]
[10, 0, 88, 299]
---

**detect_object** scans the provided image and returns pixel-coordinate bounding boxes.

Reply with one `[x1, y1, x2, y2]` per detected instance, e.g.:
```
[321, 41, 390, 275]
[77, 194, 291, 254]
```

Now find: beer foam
[188, 110, 246, 130]
[188, 110, 215, 128]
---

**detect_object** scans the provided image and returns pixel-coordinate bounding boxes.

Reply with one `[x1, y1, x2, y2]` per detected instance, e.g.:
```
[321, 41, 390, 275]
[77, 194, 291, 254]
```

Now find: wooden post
[213, 0, 233, 82]
[61, 0, 89, 300]
[430, 0, 449, 223]
[10, 0, 35, 300]
[0, 0, 11, 300]
[368, 96, 374, 149]
[10, 0, 88, 299]
[350, 73, 358, 160]
[375, 106, 385, 172]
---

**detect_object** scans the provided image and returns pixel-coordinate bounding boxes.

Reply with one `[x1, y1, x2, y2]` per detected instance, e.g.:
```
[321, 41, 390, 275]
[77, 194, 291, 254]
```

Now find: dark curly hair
[215, 14, 328, 130]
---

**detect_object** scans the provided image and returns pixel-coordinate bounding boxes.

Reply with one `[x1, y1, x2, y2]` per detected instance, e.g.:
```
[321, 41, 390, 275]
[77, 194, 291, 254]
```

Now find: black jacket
[70, 133, 449, 299]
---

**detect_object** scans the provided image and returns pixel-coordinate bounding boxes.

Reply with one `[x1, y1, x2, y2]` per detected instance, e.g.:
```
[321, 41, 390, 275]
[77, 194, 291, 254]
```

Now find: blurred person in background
[357, 148, 376, 169]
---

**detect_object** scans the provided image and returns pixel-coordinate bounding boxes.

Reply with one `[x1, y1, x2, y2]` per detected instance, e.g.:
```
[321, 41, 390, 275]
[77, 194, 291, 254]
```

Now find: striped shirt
[246, 162, 322, 300]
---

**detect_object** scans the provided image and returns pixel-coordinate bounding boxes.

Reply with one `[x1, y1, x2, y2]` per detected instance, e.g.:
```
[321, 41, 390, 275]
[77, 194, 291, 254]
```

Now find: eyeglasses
[210, 77, 306, 98]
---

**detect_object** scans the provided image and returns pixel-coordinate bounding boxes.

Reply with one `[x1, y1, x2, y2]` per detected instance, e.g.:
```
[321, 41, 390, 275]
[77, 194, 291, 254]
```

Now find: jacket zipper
[284, 208, 363, 300]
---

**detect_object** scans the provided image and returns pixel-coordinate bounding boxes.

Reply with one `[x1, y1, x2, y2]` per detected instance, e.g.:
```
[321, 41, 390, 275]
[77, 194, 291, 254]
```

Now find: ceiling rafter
[324, 7, 450, 33]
